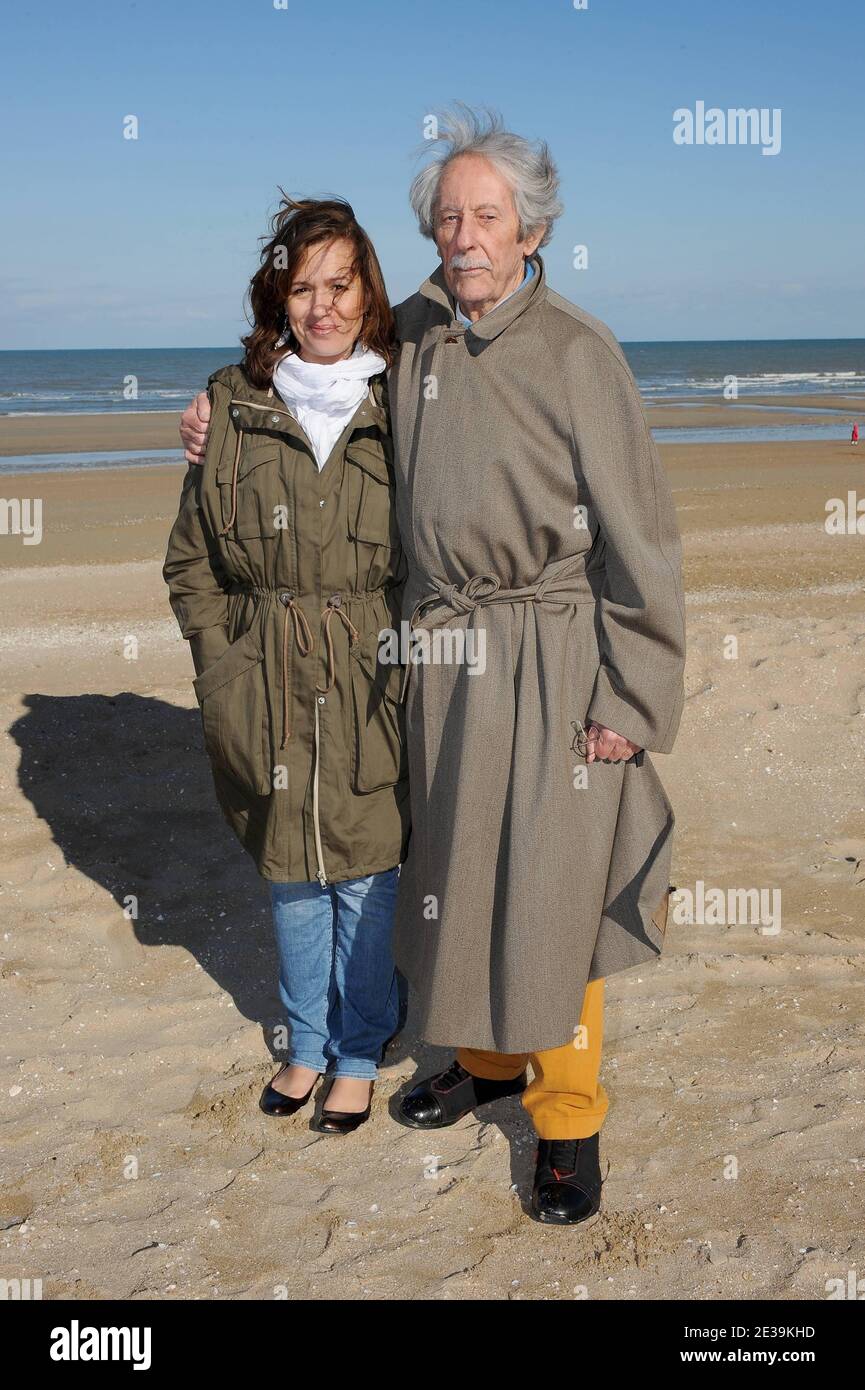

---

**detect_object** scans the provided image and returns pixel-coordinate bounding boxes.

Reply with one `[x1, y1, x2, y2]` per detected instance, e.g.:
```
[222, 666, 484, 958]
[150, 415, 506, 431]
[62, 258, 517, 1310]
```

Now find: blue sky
[3, 0, 862, 348]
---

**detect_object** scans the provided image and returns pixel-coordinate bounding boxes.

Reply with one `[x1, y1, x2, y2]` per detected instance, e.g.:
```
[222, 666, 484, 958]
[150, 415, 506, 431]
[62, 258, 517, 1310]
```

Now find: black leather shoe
[531, 1132, 603, 1225]
[397, 1058, 528, 1129]
[317, 1081, 373, 1134]
[259, 1068, 318, 1117]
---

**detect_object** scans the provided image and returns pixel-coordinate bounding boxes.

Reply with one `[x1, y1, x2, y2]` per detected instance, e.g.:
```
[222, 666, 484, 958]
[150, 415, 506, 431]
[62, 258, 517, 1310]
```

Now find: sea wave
[642, 370, 865, 392]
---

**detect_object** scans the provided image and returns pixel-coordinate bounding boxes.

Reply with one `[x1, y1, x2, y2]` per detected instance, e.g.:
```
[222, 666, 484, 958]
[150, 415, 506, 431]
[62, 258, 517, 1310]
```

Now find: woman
[163, 196, 410, 1133]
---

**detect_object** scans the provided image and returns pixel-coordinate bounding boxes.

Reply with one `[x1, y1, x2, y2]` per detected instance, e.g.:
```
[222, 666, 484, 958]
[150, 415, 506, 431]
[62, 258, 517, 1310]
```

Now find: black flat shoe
[397, 1058, 527, 1129]
[259, 1068, 318, 1117]
[316, 1081, 374, 1134]
[531, 1132, 603, 1225]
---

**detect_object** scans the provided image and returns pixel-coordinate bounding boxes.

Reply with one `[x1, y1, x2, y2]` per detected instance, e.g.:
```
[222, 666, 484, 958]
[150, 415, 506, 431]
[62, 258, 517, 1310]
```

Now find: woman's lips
[309, 323, 337, 333]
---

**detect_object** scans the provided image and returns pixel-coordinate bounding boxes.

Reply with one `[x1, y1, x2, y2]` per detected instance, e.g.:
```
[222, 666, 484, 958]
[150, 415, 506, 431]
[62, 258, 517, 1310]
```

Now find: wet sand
[0, 412, 184, 456]
[2, 392, 860, 459]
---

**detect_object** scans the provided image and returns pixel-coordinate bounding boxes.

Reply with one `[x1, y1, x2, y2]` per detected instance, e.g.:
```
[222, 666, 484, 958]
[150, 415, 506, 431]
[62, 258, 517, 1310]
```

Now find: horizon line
[2, 335, 864, 354]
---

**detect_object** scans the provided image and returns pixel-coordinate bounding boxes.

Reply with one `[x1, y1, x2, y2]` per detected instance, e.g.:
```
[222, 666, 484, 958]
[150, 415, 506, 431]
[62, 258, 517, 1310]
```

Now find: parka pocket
[346, 440, 400, 550]
[216, 438, 281, 539]
[348, 633, 407, 792]
[192, 627, 271, 797]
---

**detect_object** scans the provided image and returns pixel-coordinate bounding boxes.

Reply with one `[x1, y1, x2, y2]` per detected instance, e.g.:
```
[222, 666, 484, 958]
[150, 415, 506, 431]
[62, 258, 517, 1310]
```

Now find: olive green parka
[163, 361, 410, 884]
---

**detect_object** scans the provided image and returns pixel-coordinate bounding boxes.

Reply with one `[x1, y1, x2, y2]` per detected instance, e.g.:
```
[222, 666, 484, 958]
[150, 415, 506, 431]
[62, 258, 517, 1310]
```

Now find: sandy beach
[1, 400, 863, 1300]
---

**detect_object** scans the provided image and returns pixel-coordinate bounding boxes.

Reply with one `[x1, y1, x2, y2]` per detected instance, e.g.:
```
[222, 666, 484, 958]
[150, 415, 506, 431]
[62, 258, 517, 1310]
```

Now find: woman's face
[285, 237, 365, 364]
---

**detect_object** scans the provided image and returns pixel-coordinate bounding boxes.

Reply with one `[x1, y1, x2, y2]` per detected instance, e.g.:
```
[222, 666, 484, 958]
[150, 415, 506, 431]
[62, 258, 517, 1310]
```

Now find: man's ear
[522, 225, 546, 257]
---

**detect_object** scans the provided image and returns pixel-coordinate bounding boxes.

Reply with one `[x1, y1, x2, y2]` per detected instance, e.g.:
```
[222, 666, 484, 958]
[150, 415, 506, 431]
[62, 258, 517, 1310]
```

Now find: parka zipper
[312, 699, 328, 887]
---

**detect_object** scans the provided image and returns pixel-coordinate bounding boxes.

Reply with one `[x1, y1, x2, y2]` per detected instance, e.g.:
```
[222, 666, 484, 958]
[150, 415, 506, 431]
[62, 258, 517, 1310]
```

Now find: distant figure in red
[852, 422, 860, 444]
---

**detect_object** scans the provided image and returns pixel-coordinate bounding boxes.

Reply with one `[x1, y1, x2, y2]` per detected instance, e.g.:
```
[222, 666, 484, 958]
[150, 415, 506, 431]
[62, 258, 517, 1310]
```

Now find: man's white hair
[409, 103, 563, 247]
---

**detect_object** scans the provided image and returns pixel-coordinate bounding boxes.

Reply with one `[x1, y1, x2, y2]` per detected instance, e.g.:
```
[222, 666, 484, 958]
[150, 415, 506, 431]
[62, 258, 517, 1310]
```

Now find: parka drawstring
[312, 595, 360, 889]
[279, 593, 314, 748]
[217, 428, 243, 535]
[317, 596, 360, 694]
[232, 588, 367, 746]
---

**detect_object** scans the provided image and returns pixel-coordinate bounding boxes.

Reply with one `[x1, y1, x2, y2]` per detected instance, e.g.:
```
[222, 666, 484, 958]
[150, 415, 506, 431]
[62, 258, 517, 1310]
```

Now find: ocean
[1, 341, 862, 472]
[2, 341, 864, 417]
[0, 349, 242, 418]
[627, 338, 865, 401]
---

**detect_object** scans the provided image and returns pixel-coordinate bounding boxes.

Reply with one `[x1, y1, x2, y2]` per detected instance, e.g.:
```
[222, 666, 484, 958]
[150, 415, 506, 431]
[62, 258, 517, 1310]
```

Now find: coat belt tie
[399, 554, 599, 704]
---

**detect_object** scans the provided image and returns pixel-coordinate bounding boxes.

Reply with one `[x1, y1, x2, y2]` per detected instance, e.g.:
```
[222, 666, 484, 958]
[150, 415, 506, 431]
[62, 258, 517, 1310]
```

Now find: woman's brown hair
[241, 193, 395, 388]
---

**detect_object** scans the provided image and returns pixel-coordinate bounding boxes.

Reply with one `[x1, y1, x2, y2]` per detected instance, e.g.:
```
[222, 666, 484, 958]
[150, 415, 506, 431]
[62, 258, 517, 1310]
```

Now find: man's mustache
[448, 255, 493, 271]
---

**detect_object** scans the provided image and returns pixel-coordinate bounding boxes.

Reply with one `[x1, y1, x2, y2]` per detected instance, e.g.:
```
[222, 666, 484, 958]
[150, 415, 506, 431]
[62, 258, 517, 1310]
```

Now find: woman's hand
[180, 391, 212, 464]
[585, 722, 641, 764]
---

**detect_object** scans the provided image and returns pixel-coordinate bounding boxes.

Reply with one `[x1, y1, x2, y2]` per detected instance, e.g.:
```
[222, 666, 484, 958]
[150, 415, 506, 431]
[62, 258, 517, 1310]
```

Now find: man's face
[433, 154, 544, 318]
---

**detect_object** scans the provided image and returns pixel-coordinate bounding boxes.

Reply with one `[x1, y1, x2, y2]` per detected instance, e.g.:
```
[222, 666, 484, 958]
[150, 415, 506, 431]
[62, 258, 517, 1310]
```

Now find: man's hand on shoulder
[180, 390, 212, 464]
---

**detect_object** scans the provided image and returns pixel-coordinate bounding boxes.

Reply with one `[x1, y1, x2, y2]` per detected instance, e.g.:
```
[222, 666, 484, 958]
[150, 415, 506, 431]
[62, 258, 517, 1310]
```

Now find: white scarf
[272, 341, 387, 470]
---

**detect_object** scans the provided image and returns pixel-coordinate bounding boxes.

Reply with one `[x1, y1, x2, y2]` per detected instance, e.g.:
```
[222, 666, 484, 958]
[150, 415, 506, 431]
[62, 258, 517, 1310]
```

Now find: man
[179, 107, 685, 1226]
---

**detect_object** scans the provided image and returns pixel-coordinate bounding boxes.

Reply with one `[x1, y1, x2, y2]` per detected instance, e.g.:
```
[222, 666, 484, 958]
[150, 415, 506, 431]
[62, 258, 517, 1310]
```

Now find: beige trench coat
[388, 253, 686, 1053]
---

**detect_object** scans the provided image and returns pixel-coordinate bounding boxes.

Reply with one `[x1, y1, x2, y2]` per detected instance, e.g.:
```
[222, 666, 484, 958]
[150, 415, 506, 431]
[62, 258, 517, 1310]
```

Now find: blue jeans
[269, 867, 400, 1080]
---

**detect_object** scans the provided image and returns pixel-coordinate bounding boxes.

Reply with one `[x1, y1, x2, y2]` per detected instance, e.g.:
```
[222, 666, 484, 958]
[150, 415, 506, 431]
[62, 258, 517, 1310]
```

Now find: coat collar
[222, 365, 388, 437]
[418, 252, 546, 342]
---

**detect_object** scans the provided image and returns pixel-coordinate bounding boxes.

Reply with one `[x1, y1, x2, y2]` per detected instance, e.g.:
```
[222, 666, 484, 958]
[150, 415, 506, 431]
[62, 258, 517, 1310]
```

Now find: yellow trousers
[456, 977, 608, 1140]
